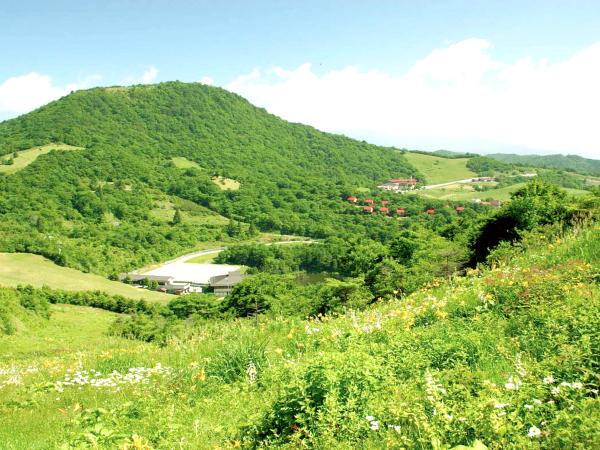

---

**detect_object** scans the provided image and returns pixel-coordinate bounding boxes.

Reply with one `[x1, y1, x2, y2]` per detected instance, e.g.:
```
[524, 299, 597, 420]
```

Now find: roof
[347, 196, 358, 201]
[210, 271, 245, 288]
[380, 207, 389, 212]
[363, 206, 374, 212]
[136, 263, 241, 285]
[128, 274, 174, 283]
[364, 198, 374, 203]
[389, 178, 417, 184]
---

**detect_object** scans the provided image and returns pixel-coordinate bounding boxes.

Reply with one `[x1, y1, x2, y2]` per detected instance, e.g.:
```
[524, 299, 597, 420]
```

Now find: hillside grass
[418, 182, 590, 201]
[171, 157, 240, 191]
[0, 253, 170, 302]
[185, 252, 221, 264]
[212, 175, 241, 191]
[0, 225, 598, 448]
[171, 156, 201, 169]
[0, 143, 82, 175]
[149, 197, 229, 226]
[404, 152, 477, 184]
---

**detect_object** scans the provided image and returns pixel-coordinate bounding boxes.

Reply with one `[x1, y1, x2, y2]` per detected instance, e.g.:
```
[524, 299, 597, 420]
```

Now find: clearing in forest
[0, 144, 83, 175]
[404, 152, 477, 184]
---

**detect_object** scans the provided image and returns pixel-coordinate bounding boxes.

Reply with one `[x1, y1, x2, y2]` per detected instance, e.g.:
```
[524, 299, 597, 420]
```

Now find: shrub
[167, 293, 222, 319]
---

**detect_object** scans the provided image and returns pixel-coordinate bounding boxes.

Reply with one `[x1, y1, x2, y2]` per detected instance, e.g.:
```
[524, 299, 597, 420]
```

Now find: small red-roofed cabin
[455, 206, 465, 213]
[380, 207, 389, 214]
[363, 206, 374, 213]
[364, 199, 374, 205]
[347, 196, 358, 203]
[381, 200, 389, 206]
[426, 208, 435, 215]
[396, 208, 406, 216]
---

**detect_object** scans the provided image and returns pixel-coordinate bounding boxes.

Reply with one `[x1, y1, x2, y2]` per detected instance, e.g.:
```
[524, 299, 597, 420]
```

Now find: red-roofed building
[347, 196, 358, 203]
[396, 208, 406, 216]
[426, 208, 435, 215]
[381, 200, 389, 206]
[380, 207, 389, 214]
[378, 177, 418, 192]
[364, 199, 374, 205]
[363, 206, 374, 213]
[455, 206, 465, 213]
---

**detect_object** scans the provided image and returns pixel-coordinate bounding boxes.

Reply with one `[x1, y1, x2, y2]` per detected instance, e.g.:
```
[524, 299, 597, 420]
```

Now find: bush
[167, 293, 222, 319]
[108, 314, 176, 344]
[207, 338, 267, 383]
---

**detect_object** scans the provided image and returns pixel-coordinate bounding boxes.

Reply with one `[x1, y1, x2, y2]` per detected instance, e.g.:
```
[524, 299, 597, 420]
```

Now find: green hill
[0, 253, 170, 302]
[404, 151, 477, 184]
[488, 153, 600, 176]
[0, 82, 419, 275]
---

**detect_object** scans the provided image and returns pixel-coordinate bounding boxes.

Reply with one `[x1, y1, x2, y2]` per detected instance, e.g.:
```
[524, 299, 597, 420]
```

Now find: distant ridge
[487, 153, 600, 176]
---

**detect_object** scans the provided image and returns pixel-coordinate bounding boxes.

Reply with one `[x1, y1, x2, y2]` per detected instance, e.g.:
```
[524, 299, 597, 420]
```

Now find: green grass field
[0, 144, 82, 175]
[212, 175, 241, 191]
[185, 252, 221, 263]
[418, 182, 591, 201]
[150, 197, 229, 226]
[404, 152, 477, 184]
[171, 157, 240, 190]
[171, 156, 201, 169]
[0, 253, 170, 302]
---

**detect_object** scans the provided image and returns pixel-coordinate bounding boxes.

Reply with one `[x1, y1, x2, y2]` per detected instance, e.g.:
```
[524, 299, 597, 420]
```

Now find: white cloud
[0, 72, 100, 118]
[226, 39, 600, 158]
[198, 76, 214, 85]
[141, 66, 159, 83]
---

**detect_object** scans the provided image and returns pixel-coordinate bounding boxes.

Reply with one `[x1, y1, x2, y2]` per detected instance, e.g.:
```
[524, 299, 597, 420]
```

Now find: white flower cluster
[504, 375, 522, 391]
[0, 365, 38, 390]
[304, 325, 320, 335]
[365, 415, 379, 431]
[365, 415, 401, 433]
[425, 372, 447, 400]
[54, 363, 172, 392]
[246, 361, 257, 385]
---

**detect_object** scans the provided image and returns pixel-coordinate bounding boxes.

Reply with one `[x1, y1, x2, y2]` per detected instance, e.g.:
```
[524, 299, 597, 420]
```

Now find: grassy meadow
[417, 182, 590, 202]
[171, 157, 241, 191]
[0, 253, 170, 302]
[0, 144, 82, 175]
[1, 225, 598, 448]
[404, 152, 477, 184]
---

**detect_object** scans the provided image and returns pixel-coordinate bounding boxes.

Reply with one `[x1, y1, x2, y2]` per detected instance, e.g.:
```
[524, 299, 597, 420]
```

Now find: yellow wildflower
[194, 368, 206, 382]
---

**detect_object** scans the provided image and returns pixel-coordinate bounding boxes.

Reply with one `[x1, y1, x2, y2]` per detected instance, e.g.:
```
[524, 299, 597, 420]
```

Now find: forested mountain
[485, 153, 600, 176]
[0, 82, 420, 274]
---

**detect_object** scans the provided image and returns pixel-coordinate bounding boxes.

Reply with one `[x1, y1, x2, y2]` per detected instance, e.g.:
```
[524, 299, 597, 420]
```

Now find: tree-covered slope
[1, 222, 598, 449]
[0, 82, 420, 274]
[487, 153, 600, 176]
[0, 82, 415, 183]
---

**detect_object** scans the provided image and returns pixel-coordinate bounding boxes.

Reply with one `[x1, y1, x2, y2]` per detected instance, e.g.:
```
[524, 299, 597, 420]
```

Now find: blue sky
[1, 1, 599, 158]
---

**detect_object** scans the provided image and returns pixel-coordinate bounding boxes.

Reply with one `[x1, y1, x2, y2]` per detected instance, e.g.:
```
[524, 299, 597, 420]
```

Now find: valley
[0, 82, 598, 449]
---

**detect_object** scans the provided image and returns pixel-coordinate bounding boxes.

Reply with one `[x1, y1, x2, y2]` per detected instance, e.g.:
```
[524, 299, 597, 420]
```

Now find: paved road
[133, 239, 315, 274]
[421, 178, 475, 190]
